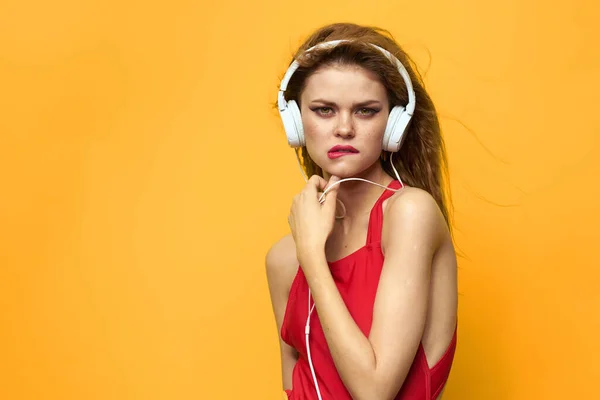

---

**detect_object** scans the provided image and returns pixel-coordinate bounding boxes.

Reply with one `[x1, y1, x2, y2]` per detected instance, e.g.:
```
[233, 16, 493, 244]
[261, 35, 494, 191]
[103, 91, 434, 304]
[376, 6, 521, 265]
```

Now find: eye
[312, 107, 334, 116]
[356, 108, 379, 116]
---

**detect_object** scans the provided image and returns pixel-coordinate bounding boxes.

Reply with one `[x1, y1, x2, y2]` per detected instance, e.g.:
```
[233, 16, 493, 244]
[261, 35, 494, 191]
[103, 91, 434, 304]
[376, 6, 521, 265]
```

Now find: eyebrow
[309, 99, 383, 107]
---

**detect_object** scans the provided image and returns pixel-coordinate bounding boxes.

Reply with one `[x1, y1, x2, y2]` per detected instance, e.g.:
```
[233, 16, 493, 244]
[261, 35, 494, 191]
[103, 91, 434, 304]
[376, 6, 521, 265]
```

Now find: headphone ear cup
[279, 99, 304, 148]
[287, 100, 305, 147]
[383, 106, 405, 152]
[382, 106, 404, 152]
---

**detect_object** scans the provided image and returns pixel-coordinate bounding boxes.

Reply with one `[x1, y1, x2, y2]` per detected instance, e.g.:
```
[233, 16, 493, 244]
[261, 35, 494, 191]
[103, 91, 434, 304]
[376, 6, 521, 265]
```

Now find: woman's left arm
[299, 188, 445, 400]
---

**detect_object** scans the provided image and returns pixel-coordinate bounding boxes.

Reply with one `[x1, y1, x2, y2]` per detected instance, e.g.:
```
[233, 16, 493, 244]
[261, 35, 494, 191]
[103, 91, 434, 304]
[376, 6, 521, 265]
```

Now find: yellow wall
[1, 0, 598, 399]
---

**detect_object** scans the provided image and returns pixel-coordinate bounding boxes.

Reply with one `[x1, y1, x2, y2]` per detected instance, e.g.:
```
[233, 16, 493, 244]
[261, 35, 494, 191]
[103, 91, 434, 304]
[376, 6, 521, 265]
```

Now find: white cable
[305, 288, 323, 400]
[296, 151, 405, 400]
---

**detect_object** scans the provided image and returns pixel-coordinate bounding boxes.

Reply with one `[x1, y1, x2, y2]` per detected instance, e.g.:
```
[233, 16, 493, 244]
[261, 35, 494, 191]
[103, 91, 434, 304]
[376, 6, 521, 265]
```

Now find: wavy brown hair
[279, 23, 453, 228]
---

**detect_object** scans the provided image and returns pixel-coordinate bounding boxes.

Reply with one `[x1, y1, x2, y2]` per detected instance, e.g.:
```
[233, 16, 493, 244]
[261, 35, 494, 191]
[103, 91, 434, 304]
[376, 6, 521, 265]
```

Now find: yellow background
[1, 0, 599, 399]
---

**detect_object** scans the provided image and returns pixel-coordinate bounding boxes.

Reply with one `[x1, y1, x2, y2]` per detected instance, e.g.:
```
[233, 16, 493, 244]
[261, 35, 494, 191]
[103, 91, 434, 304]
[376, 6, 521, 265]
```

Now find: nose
[334, 111, 355, 139]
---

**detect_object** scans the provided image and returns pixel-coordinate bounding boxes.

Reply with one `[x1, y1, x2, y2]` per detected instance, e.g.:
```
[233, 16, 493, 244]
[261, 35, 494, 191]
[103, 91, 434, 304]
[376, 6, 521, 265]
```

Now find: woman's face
[299, 64, 390, 179]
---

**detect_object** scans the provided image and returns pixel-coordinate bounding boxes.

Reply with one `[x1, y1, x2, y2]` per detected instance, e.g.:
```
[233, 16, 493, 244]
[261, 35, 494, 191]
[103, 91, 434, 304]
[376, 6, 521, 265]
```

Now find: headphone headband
[278, 40, 416, 115]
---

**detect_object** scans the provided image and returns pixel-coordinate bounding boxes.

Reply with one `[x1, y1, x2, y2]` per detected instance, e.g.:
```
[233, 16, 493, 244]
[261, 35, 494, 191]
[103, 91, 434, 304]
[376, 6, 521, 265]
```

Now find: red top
[281, 180, 457, 400]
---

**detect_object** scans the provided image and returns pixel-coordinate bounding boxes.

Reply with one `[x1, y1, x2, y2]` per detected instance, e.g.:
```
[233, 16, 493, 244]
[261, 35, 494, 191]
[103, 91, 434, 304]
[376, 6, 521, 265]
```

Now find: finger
[326, 175, 341, 191]
[323, 179, 340, 214]
[306, 175, 328, 193]
[321, 175, 341, 197]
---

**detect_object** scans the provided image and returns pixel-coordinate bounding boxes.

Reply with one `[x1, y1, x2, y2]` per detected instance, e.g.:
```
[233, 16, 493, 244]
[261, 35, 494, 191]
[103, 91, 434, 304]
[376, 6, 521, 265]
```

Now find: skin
[266, 64, 458, 400]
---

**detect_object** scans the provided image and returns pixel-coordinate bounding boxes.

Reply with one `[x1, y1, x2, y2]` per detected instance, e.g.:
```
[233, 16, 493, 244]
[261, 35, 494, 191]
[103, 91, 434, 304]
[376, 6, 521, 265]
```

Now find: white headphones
[277, 39, 416, 153]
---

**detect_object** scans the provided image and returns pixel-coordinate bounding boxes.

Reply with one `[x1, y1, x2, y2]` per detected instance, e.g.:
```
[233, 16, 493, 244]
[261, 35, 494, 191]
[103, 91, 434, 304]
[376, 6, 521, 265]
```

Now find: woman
[266, 22, 458, 400]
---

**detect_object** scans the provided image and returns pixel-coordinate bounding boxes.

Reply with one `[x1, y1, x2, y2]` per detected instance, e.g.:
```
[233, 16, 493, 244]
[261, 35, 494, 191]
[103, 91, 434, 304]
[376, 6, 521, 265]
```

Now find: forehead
[301, 64, 387, 102]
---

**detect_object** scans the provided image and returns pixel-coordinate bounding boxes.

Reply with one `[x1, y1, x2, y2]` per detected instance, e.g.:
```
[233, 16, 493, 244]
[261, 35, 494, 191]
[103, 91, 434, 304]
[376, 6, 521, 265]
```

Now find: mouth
[327, 145, 359, 159]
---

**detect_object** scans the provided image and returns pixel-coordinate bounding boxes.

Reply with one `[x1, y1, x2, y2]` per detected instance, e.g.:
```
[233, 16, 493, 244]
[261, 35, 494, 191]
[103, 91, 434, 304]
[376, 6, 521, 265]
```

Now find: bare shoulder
[382, 186, 449, 250]
[265, 234, 300, 291]
[385, 186, 443, 218]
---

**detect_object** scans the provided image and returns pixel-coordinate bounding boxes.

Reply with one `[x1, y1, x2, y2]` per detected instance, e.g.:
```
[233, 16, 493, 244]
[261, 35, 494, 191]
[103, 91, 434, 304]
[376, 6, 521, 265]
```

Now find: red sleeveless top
[281, 180, 457, 400]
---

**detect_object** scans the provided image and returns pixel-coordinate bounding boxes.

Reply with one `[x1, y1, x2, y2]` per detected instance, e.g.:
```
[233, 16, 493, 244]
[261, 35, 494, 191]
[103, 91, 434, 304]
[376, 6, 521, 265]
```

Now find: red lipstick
[327, 145, 359, 159]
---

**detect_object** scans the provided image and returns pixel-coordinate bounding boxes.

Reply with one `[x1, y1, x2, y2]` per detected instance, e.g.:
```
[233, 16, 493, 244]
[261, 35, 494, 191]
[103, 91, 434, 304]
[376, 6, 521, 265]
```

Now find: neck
[323, 165, 394, 220]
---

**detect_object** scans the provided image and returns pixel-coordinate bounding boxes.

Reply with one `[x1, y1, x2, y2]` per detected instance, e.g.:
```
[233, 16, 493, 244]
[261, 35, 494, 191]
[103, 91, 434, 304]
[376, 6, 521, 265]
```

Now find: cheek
[360, 118, 388, 145]
[373, 115, 389, 136]
[302, 114, 329, 141]
[301, 117, 332, 163]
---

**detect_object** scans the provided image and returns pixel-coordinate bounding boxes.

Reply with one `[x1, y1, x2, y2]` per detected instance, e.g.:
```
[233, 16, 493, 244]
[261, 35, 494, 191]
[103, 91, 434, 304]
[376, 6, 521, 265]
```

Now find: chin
[321, 163, 366, 179]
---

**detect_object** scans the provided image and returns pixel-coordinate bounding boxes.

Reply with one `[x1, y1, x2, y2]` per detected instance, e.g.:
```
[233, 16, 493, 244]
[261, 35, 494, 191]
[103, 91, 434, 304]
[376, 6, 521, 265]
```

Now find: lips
[328, 145, 359, 159]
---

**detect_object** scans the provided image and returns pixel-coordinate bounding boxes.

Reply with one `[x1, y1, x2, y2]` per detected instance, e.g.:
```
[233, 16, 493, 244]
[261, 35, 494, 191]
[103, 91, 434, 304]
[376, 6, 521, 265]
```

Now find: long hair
[279, 23, 453, 228]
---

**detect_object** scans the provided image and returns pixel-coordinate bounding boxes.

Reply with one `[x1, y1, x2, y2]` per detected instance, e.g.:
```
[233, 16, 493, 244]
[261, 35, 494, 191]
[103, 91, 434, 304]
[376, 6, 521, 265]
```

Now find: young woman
[266, 23, 458, 400]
